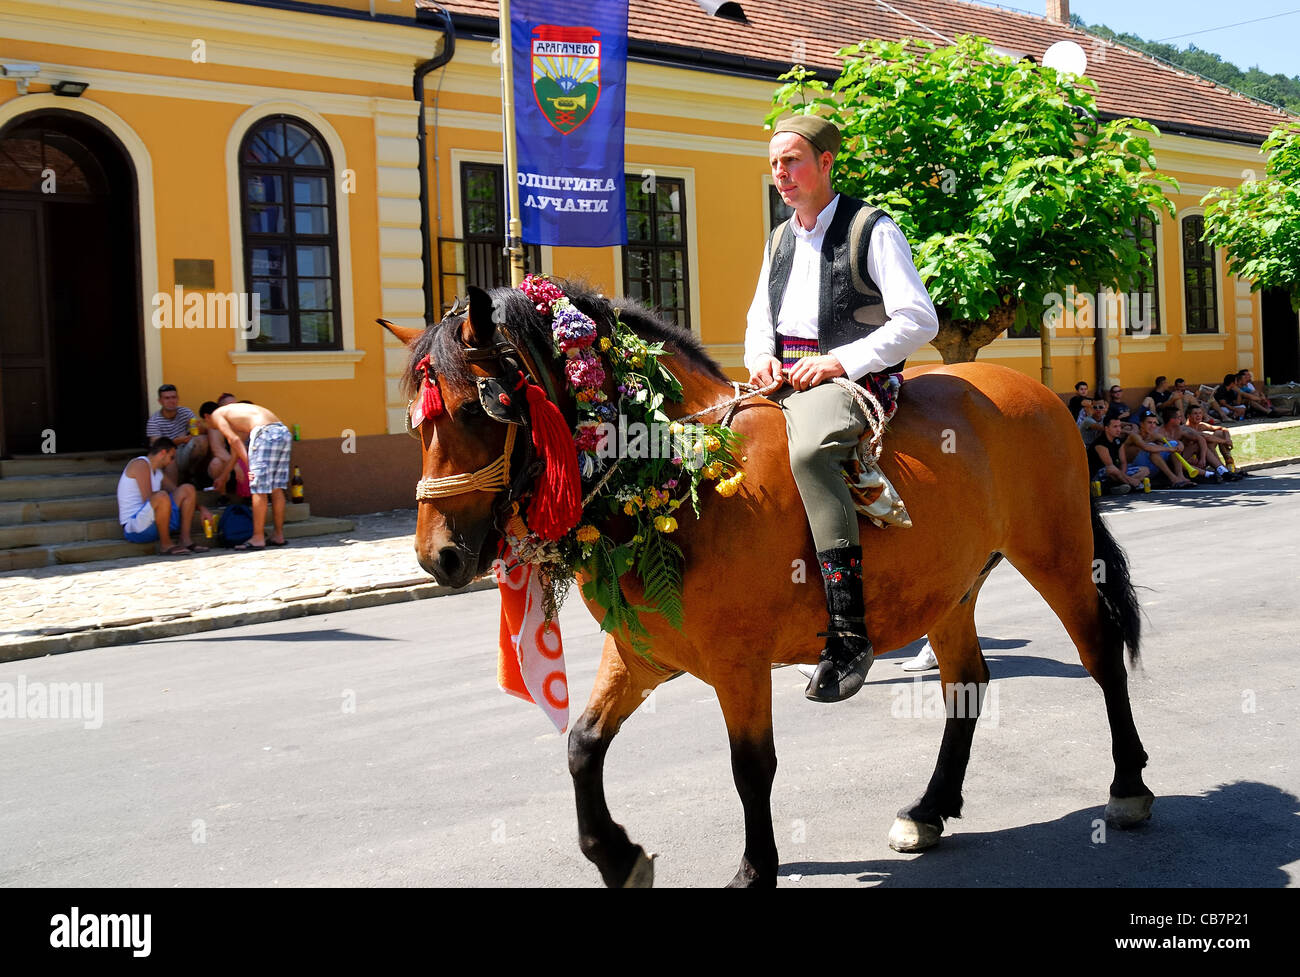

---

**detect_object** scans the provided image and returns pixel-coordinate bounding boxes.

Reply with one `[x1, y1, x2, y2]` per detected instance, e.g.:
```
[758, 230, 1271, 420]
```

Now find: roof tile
[427, 0, 1295, 140]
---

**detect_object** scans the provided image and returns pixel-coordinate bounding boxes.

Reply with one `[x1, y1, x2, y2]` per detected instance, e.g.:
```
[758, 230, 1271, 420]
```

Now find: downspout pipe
[414, 7, 455, 327]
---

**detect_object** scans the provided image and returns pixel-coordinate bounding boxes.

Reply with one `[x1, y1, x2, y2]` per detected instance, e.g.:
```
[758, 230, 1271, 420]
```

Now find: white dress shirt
[744, 194, 940, 381]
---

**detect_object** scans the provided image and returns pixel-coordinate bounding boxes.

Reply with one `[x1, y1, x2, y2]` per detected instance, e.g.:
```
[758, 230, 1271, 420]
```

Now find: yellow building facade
[1, 0, 1295, 513]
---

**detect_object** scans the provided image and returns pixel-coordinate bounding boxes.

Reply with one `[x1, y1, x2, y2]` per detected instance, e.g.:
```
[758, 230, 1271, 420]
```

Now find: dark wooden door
[0, 200, 53, 456]
[1262, 287, 1300, 385]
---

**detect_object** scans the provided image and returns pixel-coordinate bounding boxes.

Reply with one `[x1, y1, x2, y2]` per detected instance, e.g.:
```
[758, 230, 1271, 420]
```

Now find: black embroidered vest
[766, 196, 906, 375]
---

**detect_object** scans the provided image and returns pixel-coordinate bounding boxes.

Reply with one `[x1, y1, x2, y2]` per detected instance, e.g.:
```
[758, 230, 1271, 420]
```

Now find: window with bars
[1181, 214, 1218, 335]
[438, 162, 540, 307]
[1125, 212, 1161, 335]
[622, 175, 690, 329]
[767, 183, 794, 234]
[239, 115, 341, 350]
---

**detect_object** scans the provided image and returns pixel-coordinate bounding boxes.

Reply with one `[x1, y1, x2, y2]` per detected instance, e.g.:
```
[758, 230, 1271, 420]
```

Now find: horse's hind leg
[1008, 525, 1153, 828]
[890, 597, 990, 853]
[713, 664, 778, 887]
[569, 635, 670, 887]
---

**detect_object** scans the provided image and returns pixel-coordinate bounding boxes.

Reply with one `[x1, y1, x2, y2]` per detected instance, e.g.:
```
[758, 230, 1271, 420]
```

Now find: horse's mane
[401, 278, 729, 397]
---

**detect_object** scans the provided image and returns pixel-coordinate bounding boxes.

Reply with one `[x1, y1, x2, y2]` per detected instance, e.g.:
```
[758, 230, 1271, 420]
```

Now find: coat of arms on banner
[531, 25, 602, 134]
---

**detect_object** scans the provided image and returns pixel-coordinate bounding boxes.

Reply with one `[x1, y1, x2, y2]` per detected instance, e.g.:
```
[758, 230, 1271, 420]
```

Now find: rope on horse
[416, 425, 517, 500]
[581, 376, 894, 507]
[829, 376, 895, 465]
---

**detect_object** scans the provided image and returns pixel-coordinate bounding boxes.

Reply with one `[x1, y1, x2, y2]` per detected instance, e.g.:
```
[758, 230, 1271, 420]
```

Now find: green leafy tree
[1202, 124, 1300, 310]
[767, 36, 1177, 362]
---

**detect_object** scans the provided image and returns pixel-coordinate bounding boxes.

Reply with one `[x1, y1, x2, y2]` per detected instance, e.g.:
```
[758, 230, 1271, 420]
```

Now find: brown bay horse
[382, 281, 1152, 888]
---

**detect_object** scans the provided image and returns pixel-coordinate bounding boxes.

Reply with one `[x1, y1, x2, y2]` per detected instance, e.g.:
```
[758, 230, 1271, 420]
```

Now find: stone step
[0, 450, 139, 477]
[0, 516, 354, 571]
[0, 503, 315, 550]
[0, 473, 119, 502]
[0, 495, 119, 526]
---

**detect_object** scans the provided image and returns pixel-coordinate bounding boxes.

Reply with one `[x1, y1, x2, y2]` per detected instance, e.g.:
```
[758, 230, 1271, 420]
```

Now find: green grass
[1235, 426, 1300, 467]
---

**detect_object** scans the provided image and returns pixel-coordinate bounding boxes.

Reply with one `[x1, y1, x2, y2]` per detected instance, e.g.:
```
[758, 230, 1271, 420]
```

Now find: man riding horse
[746, 115, 940, 703]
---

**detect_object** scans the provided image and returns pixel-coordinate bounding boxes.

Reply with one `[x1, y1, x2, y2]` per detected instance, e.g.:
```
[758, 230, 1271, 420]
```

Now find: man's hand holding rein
[785, 354, 847, 391]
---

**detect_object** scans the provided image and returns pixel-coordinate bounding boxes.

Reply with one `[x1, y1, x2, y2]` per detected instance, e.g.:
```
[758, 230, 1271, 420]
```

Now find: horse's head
[381, 285, 547, 588]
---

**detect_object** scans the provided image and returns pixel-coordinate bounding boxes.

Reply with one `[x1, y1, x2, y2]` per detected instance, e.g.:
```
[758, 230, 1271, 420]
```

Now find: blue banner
[510, 0, 628, 247]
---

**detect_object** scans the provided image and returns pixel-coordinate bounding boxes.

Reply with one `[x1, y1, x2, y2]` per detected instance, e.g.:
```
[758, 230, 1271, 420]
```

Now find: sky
[974, 1, 1300, 78]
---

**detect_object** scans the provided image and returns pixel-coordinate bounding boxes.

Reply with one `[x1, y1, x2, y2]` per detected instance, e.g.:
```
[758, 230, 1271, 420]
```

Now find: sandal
[267, 538, 288, 547]
[186, 543, 211, 553]
[234, 542, 266, 551]
[162, 545, 191, 556]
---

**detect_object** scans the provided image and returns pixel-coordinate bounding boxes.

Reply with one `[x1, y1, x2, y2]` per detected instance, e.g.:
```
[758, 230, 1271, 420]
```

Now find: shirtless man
[1125, 413, 1197, 489]
[200, 401, 251, 498]
[1186, 404, 1243, 478]
[206, 402, 292, 548]
[1150, 404, 1224, 483]
[1167, 378, 1201, 416]
[1157, 404, 1226, 479]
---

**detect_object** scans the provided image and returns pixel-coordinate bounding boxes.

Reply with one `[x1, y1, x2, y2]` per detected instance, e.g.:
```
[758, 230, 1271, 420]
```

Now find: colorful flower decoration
[514, 273, 744, 649]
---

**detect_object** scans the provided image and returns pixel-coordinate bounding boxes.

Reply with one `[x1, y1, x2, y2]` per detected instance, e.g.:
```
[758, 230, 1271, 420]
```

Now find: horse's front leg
[714, 664, 779, 888]
[891, 600, 989, 853]
[568, 635, 666, 887]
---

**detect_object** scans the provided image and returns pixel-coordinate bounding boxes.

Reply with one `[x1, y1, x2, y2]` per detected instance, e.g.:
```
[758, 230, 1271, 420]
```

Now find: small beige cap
[771, 115, 841, 157]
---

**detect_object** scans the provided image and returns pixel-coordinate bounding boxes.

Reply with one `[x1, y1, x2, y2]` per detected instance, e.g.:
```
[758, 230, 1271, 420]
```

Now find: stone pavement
[0, 509, 493, 661]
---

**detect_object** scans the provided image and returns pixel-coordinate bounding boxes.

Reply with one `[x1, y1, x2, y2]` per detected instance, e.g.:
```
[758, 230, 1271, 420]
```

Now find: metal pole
[498, 0, 526, 287]
[1040, 316, 1054, 389]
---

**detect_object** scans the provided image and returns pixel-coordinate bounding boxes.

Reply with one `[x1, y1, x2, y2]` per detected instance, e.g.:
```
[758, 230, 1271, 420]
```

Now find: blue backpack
[219, 504, 254, 546]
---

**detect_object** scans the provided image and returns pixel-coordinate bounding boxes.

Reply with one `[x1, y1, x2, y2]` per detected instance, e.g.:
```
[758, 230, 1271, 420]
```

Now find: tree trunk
[930, 304, 1019, 364]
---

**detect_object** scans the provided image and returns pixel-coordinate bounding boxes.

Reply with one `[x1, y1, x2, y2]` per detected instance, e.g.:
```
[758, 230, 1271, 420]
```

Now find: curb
[1239, 456, 1300, 474]
[0, 576, 497, 664]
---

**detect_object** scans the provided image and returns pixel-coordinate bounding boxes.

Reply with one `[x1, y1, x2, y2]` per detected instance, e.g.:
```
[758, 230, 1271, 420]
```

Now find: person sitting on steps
[117, 437, 212, 555]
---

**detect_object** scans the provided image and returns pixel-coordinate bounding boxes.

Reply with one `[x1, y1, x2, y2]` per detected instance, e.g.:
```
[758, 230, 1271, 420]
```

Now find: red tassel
[523, 382, 581, 540]
[415, 355, 444, 419]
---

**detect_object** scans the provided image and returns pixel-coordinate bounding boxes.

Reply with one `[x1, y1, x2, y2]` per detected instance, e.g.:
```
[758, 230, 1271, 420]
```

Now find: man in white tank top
[117, 438, 209, 554]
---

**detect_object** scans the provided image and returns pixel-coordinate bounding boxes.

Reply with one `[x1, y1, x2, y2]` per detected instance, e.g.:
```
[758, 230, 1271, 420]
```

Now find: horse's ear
[377, 318, 424, 348]
[463, 285, 497, 349]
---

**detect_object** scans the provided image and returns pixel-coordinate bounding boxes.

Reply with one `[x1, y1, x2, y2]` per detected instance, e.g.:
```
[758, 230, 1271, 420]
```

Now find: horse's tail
[1091, 497, 1141, 666]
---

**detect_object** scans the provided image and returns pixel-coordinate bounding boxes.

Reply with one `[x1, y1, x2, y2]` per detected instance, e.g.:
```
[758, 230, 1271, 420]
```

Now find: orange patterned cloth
[494, 542, 569, 733]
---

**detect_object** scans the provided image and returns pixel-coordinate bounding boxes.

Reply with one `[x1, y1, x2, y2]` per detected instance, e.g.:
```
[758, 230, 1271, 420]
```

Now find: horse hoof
[621, 848, 656, 888]
[1105, 792, 1154, 829]
[889, 816, 943, 853]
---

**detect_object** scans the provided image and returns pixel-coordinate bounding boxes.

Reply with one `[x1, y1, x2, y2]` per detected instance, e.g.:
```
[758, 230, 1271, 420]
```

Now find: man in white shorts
[206, 402, 292, 549]
[117, 438, 211, 555]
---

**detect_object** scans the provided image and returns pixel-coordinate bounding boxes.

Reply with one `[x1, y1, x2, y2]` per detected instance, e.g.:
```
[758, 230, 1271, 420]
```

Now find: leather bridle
[407, 301, 556, 527]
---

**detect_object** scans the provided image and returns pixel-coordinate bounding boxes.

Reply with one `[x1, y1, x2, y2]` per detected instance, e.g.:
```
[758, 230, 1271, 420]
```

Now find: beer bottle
[291, 467, 305, 504]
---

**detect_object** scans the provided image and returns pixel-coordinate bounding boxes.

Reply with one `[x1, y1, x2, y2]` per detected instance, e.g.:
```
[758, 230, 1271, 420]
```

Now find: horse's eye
[457, 401, 485, 421]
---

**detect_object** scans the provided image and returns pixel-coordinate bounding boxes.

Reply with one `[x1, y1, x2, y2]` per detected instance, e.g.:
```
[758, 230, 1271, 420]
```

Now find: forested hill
[1070, 13, 1300, 115]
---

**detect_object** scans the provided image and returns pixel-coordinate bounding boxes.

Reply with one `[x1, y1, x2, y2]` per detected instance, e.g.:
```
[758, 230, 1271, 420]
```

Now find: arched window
[0, 120, 109, 194]
[1181, 214, 1218, 335]
[239, 116, 340, 349]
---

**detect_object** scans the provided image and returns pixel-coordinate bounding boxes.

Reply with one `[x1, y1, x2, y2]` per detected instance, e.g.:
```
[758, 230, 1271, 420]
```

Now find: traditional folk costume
[745, 116, 940, 702]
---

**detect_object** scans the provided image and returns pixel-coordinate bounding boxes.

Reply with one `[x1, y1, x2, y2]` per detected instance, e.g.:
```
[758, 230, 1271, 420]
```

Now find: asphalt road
[2, 466, 1298, 888]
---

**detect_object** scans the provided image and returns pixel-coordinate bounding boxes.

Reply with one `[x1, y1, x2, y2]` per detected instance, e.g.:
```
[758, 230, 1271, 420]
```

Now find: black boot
[805, 546, 875, 703]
